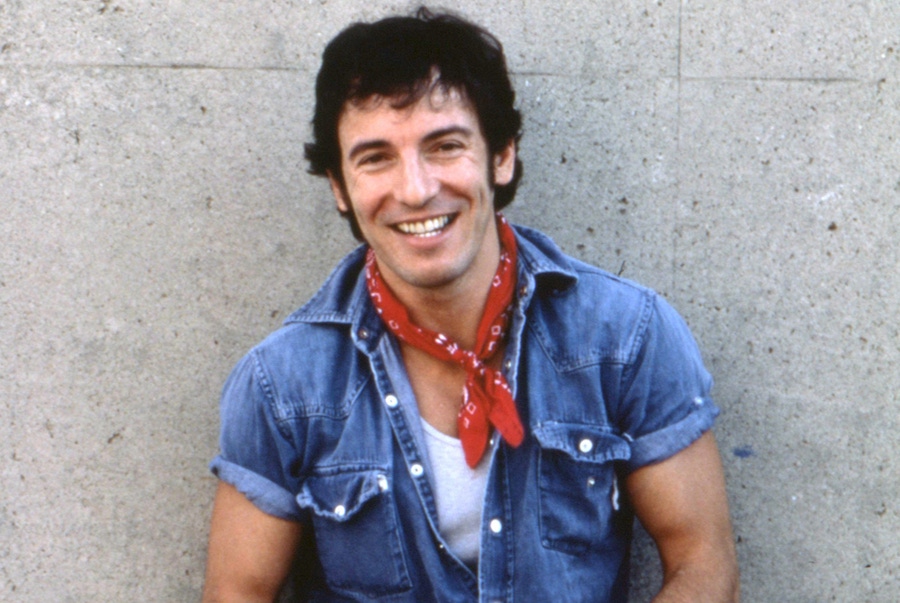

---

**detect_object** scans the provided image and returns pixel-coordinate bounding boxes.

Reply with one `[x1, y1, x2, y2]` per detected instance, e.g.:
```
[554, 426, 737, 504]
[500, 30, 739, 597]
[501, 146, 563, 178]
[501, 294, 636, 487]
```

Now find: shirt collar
[285, 223, 579, 330]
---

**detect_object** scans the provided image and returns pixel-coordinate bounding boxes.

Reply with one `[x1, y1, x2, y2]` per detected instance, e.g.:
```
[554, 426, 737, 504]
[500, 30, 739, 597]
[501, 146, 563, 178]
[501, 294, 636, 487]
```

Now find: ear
[327, 171, 350, 213]
[492, 139, 517, 186]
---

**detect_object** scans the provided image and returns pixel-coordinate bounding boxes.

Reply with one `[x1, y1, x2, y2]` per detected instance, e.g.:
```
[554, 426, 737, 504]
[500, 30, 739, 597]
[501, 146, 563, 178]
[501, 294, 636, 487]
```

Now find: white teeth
[396, 215, 450, 236]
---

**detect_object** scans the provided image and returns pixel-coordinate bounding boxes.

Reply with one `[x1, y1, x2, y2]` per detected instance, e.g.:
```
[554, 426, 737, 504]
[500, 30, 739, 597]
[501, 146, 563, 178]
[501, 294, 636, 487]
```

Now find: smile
[394, 214, 453, 237]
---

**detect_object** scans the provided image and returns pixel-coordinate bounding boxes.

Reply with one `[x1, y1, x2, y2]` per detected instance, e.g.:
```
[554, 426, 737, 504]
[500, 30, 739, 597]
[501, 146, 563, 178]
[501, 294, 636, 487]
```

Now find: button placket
[479, 444, 513, 603]
[369, 345, 442, 545]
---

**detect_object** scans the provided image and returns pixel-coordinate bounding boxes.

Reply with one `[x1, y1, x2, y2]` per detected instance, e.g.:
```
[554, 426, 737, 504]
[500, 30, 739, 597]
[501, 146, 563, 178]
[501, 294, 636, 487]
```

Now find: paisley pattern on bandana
[365, 214, 525, 467]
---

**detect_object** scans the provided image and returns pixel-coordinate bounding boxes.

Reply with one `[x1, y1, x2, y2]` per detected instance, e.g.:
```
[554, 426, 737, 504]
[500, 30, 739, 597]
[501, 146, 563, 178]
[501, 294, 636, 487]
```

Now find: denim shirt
[210, 225, 719, 603]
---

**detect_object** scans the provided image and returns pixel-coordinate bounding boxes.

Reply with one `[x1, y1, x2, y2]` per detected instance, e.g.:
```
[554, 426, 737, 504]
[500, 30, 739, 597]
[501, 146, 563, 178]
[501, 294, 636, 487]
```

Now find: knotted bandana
[365, 215, 525, 467]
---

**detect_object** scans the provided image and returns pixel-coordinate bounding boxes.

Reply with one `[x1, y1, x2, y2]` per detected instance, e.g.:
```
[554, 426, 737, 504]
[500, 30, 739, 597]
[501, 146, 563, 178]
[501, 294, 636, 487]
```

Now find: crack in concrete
[0, 62, 301, 72]
[681, 75, 864, 84]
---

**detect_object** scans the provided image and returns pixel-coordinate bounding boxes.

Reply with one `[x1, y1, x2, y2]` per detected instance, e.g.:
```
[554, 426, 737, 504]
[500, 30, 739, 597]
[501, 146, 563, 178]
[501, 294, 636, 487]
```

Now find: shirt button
[334, 504, 346, 517]
[579, 438, 594, 453]
[489, 518, 503, 534]
[377, 474, 389, 492]
[519, 285, 528, 297]
[358, 327, 369, 340]
[504, 359, 513, 370]
[385, 394, 399, 408]
[611, 477, 621, 511]
[410, 463, 424, 477]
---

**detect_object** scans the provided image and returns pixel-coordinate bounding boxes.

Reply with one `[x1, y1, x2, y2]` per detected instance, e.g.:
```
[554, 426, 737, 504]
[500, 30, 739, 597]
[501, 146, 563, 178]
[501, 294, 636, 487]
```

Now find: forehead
[336, 87, 483, 146]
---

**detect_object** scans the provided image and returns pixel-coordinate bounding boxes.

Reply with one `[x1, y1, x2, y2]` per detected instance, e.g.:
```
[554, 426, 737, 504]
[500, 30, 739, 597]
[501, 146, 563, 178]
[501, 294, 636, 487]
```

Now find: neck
[403, 282, 492, 350]
[381, 226, 502, 350]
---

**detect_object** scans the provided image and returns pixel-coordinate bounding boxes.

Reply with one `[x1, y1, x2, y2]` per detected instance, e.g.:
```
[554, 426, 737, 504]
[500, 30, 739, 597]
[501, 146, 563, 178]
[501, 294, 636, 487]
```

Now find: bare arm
[202, 481, 303, 603]
[627, 431, 740, 603]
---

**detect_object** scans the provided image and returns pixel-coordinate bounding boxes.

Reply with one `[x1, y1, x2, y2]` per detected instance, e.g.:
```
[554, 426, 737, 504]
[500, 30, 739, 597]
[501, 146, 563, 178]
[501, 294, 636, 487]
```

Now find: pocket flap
[532, 423, 631, 464]
[297, 468, 389, 522]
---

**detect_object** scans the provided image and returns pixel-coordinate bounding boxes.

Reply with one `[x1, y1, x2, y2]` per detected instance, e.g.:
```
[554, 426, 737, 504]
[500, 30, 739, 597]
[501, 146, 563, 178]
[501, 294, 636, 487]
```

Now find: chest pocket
[296, 467, 412, 598]
[533, 423, 632, 555]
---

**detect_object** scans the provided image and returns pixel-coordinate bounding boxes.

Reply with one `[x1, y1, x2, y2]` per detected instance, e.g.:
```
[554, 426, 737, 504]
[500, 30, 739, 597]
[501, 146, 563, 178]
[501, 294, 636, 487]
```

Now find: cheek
[342, 180, 384, 221]
[445, 160, 492, 191]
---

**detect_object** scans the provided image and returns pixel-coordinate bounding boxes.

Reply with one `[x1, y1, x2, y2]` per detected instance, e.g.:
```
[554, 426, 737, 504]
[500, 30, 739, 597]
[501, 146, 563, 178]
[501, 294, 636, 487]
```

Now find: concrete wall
[2, 1, 897, 600]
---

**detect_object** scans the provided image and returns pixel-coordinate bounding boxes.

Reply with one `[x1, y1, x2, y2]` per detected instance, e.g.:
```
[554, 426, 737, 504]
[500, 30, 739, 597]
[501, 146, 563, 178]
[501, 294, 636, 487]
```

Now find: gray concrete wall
[2, 1, 897, 601]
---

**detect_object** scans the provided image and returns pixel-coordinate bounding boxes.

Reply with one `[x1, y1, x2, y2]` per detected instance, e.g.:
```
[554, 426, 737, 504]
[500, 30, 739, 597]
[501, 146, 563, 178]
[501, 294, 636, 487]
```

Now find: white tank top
[420, 420, 491, 565]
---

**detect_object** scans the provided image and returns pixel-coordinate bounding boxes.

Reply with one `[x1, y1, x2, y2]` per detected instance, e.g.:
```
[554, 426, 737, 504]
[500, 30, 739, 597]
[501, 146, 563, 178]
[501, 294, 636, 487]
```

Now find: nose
[395, 153, 437, 207]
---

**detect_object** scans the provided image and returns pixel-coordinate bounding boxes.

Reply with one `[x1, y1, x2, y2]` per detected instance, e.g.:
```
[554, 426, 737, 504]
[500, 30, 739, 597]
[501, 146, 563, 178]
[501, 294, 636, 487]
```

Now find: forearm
[652, 551, 740, 603]
[201, 582, 279, 603]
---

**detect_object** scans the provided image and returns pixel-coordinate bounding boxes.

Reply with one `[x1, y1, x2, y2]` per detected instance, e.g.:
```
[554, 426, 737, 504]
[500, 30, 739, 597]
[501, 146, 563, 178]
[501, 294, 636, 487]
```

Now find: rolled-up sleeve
[618, 294, 720, 472]
[209, 351, 303, 521]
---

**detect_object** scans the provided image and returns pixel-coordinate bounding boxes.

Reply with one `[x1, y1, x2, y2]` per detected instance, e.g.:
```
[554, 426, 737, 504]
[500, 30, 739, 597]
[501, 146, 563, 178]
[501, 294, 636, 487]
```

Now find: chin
[402, 272, 456, 290]
[400, 263, 466, 290]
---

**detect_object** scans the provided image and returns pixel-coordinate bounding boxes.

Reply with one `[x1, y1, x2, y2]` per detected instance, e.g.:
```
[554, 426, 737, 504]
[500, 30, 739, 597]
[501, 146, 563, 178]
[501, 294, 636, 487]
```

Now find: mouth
[393, 214, 455, 238]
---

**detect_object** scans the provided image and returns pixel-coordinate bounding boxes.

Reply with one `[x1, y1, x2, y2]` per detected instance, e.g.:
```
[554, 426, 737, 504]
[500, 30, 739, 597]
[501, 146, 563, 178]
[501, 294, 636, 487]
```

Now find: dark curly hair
[304, 7, 523, 240]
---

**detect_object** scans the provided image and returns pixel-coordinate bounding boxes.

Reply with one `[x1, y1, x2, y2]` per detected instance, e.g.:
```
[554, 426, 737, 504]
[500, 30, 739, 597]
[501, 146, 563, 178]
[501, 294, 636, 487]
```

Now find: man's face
[329, 88, 515, 300]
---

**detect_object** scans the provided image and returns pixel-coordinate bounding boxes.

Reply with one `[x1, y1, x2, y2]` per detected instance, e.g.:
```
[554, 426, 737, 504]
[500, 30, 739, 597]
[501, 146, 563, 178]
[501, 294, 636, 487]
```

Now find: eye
[357, 152, 389, 167]
[433, 140, 465, 154]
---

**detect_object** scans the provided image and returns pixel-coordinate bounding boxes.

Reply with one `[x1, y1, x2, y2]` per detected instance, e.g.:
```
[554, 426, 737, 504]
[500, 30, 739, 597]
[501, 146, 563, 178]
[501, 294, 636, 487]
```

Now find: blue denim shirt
[211, 225, 719, 602]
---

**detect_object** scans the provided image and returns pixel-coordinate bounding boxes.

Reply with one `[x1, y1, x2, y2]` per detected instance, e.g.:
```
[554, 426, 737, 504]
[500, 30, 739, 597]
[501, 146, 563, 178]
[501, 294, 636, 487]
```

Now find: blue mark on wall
[732, 446, 756, 459]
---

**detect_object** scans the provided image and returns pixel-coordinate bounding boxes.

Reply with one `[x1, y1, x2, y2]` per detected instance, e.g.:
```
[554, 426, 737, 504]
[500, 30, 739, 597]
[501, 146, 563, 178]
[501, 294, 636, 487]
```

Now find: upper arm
[626, 431, 739, 599]
[203, 481, 303, 603]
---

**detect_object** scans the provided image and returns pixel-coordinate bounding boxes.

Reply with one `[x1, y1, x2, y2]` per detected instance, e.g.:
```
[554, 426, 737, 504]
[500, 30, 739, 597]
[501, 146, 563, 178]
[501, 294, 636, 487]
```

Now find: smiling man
[203, 8, 739, 603]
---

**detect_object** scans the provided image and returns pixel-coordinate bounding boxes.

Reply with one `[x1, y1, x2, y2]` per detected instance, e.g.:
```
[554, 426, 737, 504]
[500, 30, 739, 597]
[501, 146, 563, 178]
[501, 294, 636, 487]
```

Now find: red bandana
[366, 215, 525, 467]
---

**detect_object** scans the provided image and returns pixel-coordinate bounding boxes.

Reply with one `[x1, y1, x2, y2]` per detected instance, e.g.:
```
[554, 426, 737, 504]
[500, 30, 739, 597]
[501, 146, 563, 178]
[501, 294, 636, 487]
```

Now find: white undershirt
[420, 420, 491, 566]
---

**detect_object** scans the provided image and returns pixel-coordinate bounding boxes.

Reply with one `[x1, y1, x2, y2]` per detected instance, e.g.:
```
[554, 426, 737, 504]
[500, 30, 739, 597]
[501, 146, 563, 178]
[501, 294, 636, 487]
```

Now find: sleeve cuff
[210, 455, 303, 521]
[624, 397, 720, 472]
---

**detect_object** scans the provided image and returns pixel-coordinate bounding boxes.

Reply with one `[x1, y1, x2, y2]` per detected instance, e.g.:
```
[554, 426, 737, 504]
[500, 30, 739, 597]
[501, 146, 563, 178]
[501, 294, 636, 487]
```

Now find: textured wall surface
[2, 1, 898, 601]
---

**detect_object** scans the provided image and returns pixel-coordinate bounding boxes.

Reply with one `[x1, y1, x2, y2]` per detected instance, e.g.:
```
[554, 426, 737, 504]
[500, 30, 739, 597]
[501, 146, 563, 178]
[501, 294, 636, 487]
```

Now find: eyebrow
[423, 125, 476, 144]
[347, 140, 389, 162]
[346, 125, 476, 162]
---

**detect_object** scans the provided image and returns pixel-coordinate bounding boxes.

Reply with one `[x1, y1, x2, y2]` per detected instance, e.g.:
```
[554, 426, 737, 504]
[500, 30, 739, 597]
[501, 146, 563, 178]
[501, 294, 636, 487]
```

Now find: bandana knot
[365, 215, 525, 467]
